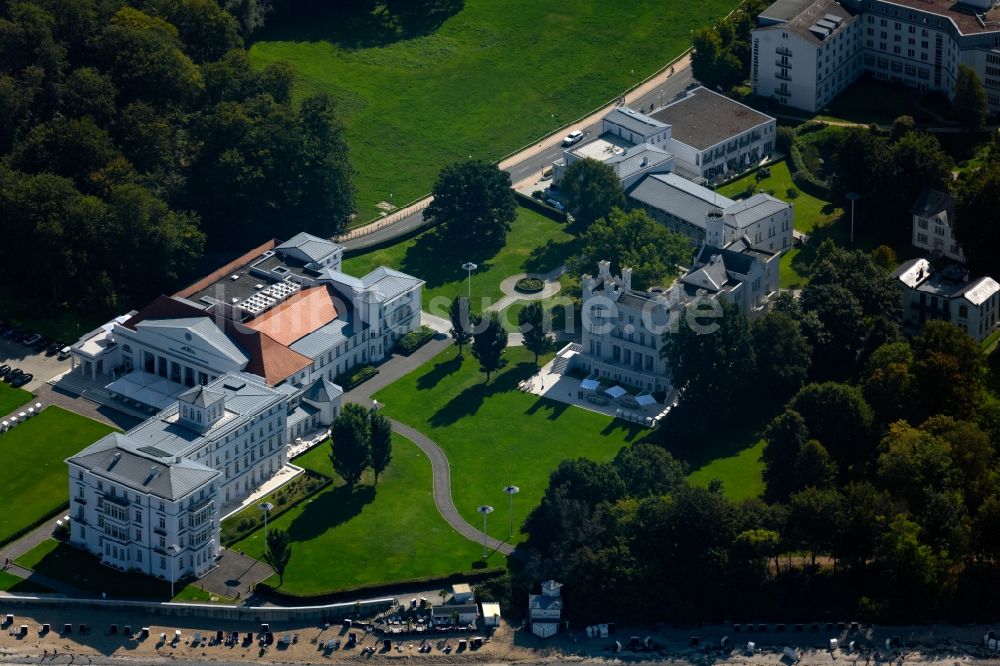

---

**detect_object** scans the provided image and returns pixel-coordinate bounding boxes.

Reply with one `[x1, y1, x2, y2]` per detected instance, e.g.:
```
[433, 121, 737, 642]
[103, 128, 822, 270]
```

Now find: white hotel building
[752, 0, 1000, 114]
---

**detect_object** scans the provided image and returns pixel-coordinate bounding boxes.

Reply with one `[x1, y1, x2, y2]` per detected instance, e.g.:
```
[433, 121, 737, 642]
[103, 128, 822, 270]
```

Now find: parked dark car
[32, 336, 50, 352]
[4, 369, 22, 383]
[0, 365, 9, 378]
[45, 342, 60, 356]
[11, 372, 32, 388]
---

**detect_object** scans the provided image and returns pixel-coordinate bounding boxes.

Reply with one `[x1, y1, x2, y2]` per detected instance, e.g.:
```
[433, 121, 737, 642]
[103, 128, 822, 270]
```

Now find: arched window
[122, 344, 132, 353]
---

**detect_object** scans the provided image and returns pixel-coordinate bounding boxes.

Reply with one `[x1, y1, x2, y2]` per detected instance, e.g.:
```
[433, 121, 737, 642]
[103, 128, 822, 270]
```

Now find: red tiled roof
[244, 287, 338, 346]
[224, 321, 312, 385]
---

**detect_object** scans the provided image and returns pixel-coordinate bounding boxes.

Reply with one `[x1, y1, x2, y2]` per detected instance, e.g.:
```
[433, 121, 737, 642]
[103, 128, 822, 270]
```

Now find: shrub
[515, 277, 544, 293]
[786, 187, 799, 199]
[395, 326, 435, 355]
[335, 365, 378, 389]
[776, 126, 794, 154]
[531, 190, 544, 200]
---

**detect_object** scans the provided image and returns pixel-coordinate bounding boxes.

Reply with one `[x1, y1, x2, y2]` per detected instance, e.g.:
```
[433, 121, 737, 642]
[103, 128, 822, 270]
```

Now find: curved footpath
[343, 337, 517, 558]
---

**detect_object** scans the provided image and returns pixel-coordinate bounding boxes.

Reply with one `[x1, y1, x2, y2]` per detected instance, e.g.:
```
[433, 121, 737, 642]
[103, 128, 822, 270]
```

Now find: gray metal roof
[757, 0, 855, 46]
[606, 144, 674, 180]
[179, 385, 224, 407]
[724, 193, 791, 229]
[68, 433, 219, 501]
[125, 372, 284, 458]
[962, 277, 1000, 306]
[276, 232, 343, 265]
[604, 107, 669, 137]
[361, 266, 424, 302]
[627, 173, 734, 228]
[651, 87, 774, 150]
[301, 376, 343, 403]
[911, 188, 954, 219]
[289, 317, 355, 358]
[135, 317, 249, 366]
[694, 244, 756, 277]
[759, 0, 816, 22]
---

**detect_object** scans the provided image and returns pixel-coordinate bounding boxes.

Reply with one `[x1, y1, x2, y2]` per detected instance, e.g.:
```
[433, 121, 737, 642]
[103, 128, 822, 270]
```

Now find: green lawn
[687, 439, 766, 501]
[0, 382, 33, 417]
[374, 346, 649, 544]
[499, 296, 578, 334]
[250, 0, 737, 220]
[232, 433, 483, 595]
[0, 569, 52, 594]
[718, 159, 841, 234]
[15, 539, 228, 601]
[343, 206, 578, 313]
[291, 443, 335, 476]
[0, 407, 117, 545]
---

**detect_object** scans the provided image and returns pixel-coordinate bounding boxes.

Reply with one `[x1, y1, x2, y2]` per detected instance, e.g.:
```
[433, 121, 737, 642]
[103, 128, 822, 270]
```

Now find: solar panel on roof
[816, 18, 837, 29]
[824, 13, 843, 24]
[809, 24, 831, 38]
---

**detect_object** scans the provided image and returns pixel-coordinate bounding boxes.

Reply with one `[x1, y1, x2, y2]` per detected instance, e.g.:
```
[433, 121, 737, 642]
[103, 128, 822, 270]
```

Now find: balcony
[154, 526, 167, 536]
[776, 72, 792, 81]
[187, 497, 213, 514]
[774, 87, 790, 96]
[775, 60, 791, 68]
[776, 46, 792, 56]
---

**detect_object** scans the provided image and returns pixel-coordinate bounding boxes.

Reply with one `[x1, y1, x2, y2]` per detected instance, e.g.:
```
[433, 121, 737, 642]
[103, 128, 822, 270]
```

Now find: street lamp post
[167, 544, 180, 598]
[846, 192, 861, 244]
[476, 505, 494, 560]
[503, 485, 519, 539]
[259, 502, 274, 542]
[462, 262, 478, 302]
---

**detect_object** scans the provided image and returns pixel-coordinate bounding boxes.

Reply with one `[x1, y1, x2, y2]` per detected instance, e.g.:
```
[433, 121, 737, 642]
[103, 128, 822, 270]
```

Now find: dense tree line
[690, 0, 769, 91]
[0, 0, 353, 310]
[517, 246, 1000, 624]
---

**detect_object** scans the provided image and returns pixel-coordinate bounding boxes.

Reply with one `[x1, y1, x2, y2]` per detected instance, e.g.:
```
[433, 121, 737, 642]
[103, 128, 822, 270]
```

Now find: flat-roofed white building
[893, 258, 1000, 342]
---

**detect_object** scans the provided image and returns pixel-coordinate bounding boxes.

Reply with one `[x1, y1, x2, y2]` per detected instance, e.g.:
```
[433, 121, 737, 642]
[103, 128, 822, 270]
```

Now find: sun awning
[604, 385, 627, 399]
[635, 393, 658, 407]
[106, 372, 189, 410]
[579, 378, 600, 391]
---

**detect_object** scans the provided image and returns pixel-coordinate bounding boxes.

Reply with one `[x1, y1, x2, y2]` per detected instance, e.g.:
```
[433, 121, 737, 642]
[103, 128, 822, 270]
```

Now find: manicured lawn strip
[499, 297, 577, 334]
[374, 347, 649, 544]
[780, 247, 807, 290]
[171, 584, 236, 604]
[14, 538, 213, 601]
[0, 382, 33, 418]
[250, 0, 738, 219]
[0, 569, 52, 594]
[687, 440, 766, 501]
[233, 433, 483, 595]
[221, 469, 331, 545]
[718, 160, 841, 234]
[0, 407, 117, 545]
[291, 443, 335, 477]
[343, 206, 578, 312]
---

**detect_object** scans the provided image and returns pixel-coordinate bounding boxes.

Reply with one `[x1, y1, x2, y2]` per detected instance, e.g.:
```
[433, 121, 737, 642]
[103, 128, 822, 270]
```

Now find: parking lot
[0, 338, 71, 392]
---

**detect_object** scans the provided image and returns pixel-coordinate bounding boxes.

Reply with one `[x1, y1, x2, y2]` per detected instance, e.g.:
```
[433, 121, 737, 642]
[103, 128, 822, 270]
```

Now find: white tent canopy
[106, 371, 189, 410]
[579, 378, 599, 391]
[604, 385, 627, 399]
[635, 393, 657, 407]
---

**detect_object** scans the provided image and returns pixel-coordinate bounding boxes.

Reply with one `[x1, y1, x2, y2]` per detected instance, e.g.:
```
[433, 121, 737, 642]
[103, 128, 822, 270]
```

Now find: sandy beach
[0, 605, 997, 666]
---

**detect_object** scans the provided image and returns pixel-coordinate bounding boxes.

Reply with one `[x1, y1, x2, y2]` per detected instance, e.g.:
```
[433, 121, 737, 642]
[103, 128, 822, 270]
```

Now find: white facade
[893, 258, 1000, 342]
[912, 189, 964, 263]
[754, 0, 1000, 115]
[528, 580, 564, 640]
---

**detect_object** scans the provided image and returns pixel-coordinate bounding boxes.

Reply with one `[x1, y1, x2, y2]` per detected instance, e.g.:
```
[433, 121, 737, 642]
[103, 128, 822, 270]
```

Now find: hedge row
[787, 120, 832, 199]
[335, 365, 378, 390]
[221, 472, 332, 546]
[395, 326, 436, 356]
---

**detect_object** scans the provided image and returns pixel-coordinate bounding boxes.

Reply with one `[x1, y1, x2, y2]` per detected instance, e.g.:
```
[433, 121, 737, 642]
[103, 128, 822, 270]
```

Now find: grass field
[0, 569, 52, 594]
[233, 433, 483, 595]
[0, 382, 33, 417]
[718, 160, 841, 235]
[15, 539, 230, 601]
[0, 407, 117, 545]
[687, 439, 766, 500]
[374, 346, 649, 543]
[250, 0, 737, 219]
[343, 206, 578, 312]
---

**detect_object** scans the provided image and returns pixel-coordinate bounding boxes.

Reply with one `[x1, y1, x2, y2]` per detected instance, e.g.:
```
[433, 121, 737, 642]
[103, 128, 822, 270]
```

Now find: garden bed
[395, 326, 436, 356]
[221, 471, 332, 546]
[335, 365, 379, 390]
[514, 277, 544, 293]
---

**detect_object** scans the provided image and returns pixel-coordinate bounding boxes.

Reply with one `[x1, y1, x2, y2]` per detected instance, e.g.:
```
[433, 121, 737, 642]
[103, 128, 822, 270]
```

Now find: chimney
[621, 267, 633, 292]
[598, 260, 611, 279]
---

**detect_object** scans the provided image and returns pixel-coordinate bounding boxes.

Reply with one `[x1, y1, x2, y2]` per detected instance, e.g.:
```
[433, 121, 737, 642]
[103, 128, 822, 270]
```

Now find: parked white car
[562, 130, 584, 146]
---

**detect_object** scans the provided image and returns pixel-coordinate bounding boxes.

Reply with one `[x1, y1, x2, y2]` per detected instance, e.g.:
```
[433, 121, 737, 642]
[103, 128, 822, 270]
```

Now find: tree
[574, 207, 692, 290]
[787, 487, 844, 566]
[370, 408, 393, 483]
[612, 443, 686, 498]
[954, 159, 1000, 276]
[424, 159, 516, 249]
[871, 245, 898, 271]
[691, 26, 743, 90]
[559, 158, 625, 229]
[789, 382, 874, 475]
[661, 300, 756, 412]
[761, 409, 810, 503]
[876, 421, 957, 513]
[793, 440, 837, 490]
[954, 64, 988, 132]
[329, 403, 372, 490]
[448, 295, 472, 356]
[471, 311, 508, 382]
[263, 528, 292, 585]
[751, 311, 812, 398]
[518, 301, 548, 365]
[863, 341, 915, 424]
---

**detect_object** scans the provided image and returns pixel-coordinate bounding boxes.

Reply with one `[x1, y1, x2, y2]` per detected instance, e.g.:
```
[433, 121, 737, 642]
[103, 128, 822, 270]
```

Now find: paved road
[343, 57, 696, 252]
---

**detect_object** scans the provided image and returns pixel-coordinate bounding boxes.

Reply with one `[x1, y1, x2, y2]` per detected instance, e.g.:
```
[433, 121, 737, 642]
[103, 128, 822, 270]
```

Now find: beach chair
[192, 632, 201, 645]
[62, 624, 71, 634]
